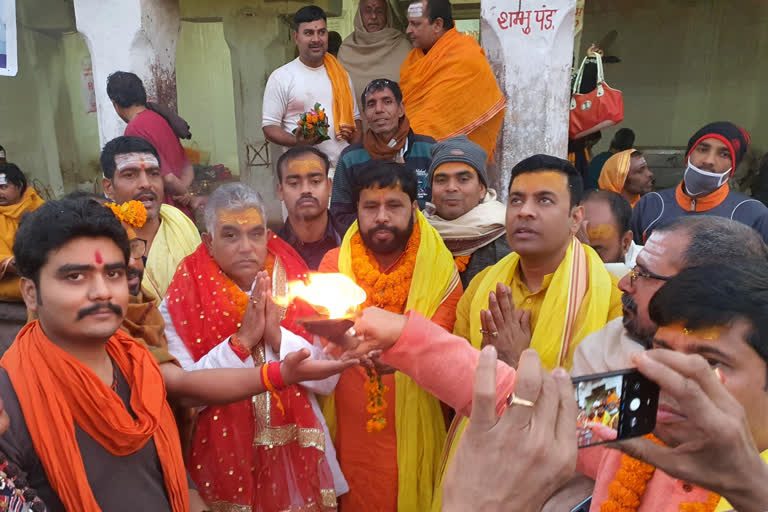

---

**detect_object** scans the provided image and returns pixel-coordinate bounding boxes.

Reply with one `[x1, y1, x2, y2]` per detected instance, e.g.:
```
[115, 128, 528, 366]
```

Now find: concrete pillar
[481, 0, 577, 197]
[73, 0, 181, 146]
[223, 7, 293, 227]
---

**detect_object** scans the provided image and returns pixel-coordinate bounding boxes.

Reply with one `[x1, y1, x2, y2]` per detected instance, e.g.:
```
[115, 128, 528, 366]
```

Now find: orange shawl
[1, 321, 189, 512]
[324, 54, 356, 134]
[598, 149, 641, 207]
[399, 28, 506, 157]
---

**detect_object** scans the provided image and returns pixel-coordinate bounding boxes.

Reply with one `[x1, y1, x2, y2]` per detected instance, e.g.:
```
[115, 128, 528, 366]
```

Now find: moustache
[622, 292, 637, 313]
[370, 226, 397, 236]
[133, 190, 158, 202]
[77, 302, 123, 320]
[127, 268, 143, 280]
[296, 195, 320, 207]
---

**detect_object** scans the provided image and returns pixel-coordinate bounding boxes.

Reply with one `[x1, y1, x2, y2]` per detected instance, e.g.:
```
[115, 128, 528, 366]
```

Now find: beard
[127, 268, 144, 297]
[621, 292, 656, 348]
[359, 215, 414, 256]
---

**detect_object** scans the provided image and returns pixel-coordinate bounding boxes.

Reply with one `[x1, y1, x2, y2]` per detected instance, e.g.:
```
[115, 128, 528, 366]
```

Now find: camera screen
[575, 374, 623, 448]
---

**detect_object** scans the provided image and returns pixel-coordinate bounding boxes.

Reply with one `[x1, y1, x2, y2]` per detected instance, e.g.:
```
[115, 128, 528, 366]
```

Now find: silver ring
[347, 327, 356, 337]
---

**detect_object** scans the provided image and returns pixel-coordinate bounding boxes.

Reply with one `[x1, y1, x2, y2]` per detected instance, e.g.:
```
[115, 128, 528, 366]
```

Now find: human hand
[263, 277, 283, 354]
[443, 347, 578, 512]
[613, 349, 768, 512]
[295, 129, 322, 146]
[280, 348, 359, 386]
[237, 271, 269, 349]
[336, 124, 355, 142]
[327, 307, 408, 358]
[586, 44, 604, 58]
[480, 283, 531, 367]
[173, 193, 193, 207]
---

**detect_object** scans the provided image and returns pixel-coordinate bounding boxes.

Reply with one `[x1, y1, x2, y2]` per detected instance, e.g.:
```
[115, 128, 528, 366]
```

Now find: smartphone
[569, 496, 592, 512]
[572, 368, 659, 449]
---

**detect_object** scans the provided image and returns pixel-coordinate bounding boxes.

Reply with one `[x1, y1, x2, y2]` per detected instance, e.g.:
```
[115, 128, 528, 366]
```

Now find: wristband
[267, 361, 286, 389]
[261, 363, 286, 416]
[229, 334, 251, 361]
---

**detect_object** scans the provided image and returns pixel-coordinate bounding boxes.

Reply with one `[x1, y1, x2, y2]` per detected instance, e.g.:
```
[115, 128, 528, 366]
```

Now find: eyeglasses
[129, 238, 147, 259]
[628, 265, 674, 287]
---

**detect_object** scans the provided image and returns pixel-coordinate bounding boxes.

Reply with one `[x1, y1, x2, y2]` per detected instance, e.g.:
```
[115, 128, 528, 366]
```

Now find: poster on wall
[81, 57, 96, 113]
[0, 0, 17, 77]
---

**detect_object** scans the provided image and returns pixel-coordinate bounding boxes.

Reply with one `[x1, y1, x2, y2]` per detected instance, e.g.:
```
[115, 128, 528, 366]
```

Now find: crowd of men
[0, 0, 767, 511]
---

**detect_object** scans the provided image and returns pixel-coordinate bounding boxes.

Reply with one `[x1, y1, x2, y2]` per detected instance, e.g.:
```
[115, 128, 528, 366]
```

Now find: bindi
[94, 251, 103, 264]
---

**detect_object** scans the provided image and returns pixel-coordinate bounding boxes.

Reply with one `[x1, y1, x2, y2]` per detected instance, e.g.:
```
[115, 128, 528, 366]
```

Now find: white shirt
[570, 317, 645, 377]
[160, 298, 349, 496]
[262, 57, 361, 169]
[604, 241, 643, 279]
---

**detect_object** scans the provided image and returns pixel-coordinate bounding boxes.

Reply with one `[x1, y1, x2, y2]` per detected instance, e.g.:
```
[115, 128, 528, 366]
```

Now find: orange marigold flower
[105, 200, 148, 228]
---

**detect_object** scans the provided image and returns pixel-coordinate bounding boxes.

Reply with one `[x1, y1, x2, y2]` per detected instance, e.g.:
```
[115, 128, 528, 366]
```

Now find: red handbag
[569, 54, 624, 139]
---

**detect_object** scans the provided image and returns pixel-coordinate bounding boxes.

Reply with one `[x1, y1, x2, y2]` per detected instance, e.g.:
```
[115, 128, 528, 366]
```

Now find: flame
[274, 273, 367, 318]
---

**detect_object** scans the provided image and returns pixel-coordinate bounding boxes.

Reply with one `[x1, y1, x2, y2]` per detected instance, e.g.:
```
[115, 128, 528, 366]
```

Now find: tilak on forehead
[94, 251, 103, 264]
[656, 323, 725, 341]
[511, 171, 569, 192]
[287, 158, 324, 175]
[587, 224, 618, 240]
[114, 152, 160, 172]
[408, 1, 423, 18]
[0, 174, 6, 186]
[219, 208, 264, 226]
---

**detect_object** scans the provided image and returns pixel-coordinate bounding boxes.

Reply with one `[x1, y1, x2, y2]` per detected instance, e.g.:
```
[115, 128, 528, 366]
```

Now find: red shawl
[165, 234, 336, 511]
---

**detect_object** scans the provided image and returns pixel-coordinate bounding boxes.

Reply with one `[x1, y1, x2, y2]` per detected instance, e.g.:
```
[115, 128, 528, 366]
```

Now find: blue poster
[0, 0, 17, 76]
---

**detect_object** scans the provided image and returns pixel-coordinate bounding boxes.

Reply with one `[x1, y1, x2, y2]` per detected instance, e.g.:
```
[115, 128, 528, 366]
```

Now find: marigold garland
[454, 255, 471, 273]
[350, 220, 421, 432]
[600, 434, 720, 512]
[105, 200, 147, 228]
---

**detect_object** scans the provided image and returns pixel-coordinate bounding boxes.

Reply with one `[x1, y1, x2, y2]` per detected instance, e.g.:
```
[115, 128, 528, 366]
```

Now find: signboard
[0, 0, 17, 77]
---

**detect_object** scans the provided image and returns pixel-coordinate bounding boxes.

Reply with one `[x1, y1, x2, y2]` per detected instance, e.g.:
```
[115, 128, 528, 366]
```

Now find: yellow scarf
[327, 210, 458, 510]
[432, 239, 613, 510]
[0, 188, 44, 301]
[323, 54, 356, 135]
[143, 204, 201, 300]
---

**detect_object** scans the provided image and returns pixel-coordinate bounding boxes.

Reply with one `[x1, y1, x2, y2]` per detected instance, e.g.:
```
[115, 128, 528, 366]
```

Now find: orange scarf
[323, 53, 356, 134]
[399, 28, 506, 157]
[1, 321, 189, 512]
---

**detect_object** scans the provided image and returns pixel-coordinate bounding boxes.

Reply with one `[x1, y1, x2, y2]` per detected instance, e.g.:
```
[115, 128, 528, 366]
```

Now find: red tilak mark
[94, 251, 103, 264]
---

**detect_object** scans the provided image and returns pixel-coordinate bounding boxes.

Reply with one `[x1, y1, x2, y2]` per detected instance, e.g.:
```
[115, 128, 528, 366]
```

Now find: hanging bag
[569, 54, 624, 139]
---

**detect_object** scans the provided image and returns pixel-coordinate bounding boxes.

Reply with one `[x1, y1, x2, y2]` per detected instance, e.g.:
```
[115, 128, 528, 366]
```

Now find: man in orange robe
[319, 160, 462, 511]
[400, 0, 506, 158]
[0, 198, 192, 512]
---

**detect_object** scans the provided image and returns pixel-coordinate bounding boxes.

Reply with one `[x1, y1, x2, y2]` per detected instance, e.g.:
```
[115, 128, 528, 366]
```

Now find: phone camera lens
[629, 397, 641, 411]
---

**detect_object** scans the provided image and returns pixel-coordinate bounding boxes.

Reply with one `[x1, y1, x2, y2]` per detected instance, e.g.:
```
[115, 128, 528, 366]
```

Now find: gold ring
[506, 392, 535, 408]
[479, 328, 499, 337]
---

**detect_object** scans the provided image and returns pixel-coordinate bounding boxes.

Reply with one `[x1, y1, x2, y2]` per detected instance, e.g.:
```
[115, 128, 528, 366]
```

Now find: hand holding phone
[573, 368, 660, 448]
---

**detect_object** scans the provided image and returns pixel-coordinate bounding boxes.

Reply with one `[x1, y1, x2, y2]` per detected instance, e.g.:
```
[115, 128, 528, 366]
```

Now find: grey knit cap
[428, 135, 488, 187]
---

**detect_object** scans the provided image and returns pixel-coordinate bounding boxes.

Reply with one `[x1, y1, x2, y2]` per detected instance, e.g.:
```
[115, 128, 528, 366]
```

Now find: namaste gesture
[480, 283, 531, 367]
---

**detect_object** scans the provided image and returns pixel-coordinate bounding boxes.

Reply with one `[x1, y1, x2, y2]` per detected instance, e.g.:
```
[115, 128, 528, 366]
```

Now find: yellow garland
[105, 200, 147, 228]
[601, 434, 720, 512]
[350, 220, 421, 432]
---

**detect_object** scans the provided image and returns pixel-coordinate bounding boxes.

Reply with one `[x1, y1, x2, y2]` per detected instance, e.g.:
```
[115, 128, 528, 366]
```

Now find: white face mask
[683, 157, 731, 197]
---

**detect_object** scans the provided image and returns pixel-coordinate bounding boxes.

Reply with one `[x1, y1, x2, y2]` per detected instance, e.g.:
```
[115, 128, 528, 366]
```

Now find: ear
[621, 230, 633, 255]
[276, 183, 284, 202]
[292, 30, 298, 44]
[397, 102, 405, 119]
[570, 204, 585, 235]
[19, 277, 39, 312]
[201, 232, 213, 252]
[328, 176, 333, 189]
[102, 177, 115, 200]
[412, 199, 419, 215]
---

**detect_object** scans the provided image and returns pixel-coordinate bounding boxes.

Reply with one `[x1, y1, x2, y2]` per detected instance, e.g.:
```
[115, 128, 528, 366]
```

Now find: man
[581, 262, 768, 511]
[632, 121, 768, 243]
[107, 71, 198, 218]
[586, 127, 635, 190]
[0, 162, 43, 353]
[101, 135, 201, 300]
[330, 79, 434, 231]
[337, 0, 412, 111]
[598, 149, 654, 207]
[400, 0, 505, 156]
[0, 199, 194, 511]
[161, 183, 348, 510]
[423, 135, 511, 287]
[580, 189, 639, 277]
[572, 216, 768, 377]
[263, 6, 362, 173]
[276, 145, 346, 270]
[319, 161, 462, 511]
